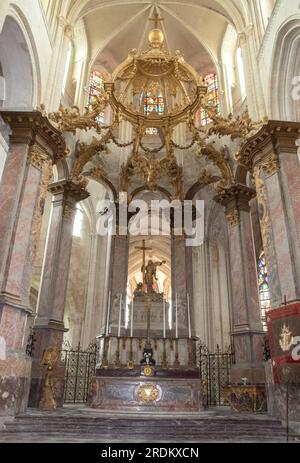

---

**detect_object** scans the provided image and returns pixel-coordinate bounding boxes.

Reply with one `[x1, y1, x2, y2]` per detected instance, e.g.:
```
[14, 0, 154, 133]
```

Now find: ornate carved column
[0, 111, 65, 416]
[29, 180, 89, 407]
[215, 184, 265, 384]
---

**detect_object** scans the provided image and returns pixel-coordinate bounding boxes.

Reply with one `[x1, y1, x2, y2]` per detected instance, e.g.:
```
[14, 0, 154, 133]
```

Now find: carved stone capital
[214, 184, 256, 212]
[0, 110, 66, 162]
[238, 121, 300, 170]
[48, 180, 90, 203]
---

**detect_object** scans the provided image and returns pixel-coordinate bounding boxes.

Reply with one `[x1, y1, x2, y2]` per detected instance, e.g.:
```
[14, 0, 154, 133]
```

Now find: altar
[88, 299, 202, 411]
[88, 256, 203, 412]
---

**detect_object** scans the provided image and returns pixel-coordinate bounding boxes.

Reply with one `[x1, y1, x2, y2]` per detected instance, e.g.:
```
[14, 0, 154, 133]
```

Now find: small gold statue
[142, 259, 166, 294]
[39, 347, 60, 411]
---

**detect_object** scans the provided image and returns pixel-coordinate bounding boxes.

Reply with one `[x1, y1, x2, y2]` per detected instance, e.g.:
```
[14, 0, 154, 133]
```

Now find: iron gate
[199, 344, 234, 407]
[62, 342, 98, 404]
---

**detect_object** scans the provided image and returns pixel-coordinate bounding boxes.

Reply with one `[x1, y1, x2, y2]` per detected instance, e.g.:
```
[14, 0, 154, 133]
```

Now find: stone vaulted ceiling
[79, 1, 229, 75]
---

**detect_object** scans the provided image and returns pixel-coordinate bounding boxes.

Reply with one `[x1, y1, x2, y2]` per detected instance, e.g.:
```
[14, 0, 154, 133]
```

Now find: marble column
[109, 232, 129, 335]
[171, 234, 189, 337]
[215, 185, 265, 384]
[244, 122, 300, 309]
[0, 110, 65, 416]
[29, 180, 89, 407]
[81, 231, 111, 347]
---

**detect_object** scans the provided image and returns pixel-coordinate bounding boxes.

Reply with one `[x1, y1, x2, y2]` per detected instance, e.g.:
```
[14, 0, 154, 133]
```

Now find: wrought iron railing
[199, 343, 234, 407]
[61, 341, 98, 404]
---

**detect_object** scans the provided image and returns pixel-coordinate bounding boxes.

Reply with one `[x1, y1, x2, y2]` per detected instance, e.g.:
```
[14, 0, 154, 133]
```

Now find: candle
[187, 293, 192, 339]
[106, 291, 111, 336]
[130, 299, 134, 337]
[175, 294, 178, 339]
[163, 299, 166, 339]
[118, 294, 122, 337]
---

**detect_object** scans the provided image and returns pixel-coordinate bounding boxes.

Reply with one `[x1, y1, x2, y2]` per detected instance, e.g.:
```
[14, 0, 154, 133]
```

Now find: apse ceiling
[80, 1, 229, 75]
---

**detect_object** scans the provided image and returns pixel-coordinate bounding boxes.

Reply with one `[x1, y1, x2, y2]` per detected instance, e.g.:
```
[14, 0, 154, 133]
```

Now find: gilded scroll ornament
[32, 159, 53, 261]
[253, 165, 271, 262]
[261, 153, 280, 177]
[30, 144, 49, 171]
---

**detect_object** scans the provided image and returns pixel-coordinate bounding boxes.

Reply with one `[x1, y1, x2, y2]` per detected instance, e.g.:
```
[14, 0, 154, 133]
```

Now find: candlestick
[175, 294, 178, 339]
[118, 294, 122, 337]
[163, 299, 166, 339]
[130, 299, 134, 337]
[106, 291, 111, 336]
[187, 293, 192, 339]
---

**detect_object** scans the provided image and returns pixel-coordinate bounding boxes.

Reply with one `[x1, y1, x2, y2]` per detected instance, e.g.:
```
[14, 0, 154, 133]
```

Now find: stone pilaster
[29, 180, 89, 407]
[171, 234, 190, 337]
[215, 184, 265, 384]
[0, 111, 65, 416]
[240, 121, 300, 308]
[109, 233, 129, 335]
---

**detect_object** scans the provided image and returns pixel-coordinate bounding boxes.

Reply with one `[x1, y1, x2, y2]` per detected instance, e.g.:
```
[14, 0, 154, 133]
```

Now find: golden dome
[148, 28, 164, 47]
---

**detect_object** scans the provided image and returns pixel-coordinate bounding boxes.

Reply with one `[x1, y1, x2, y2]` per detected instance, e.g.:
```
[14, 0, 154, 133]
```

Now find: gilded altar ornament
[253, 166, 271, 265]
[39, 347, 60, 410]
[143, 365, 155, 377]
[46, 13, 264, 201]
[136, 383, 160, 403]
[279, 324, 294, 352]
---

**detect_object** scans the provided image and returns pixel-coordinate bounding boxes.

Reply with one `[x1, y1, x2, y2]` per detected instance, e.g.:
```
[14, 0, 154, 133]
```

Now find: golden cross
[149, 7, 164, 29]
[135, 239, 152, 284]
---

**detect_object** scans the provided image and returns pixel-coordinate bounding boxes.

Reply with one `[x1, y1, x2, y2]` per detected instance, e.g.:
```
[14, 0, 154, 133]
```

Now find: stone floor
[0, 405, 296, 443]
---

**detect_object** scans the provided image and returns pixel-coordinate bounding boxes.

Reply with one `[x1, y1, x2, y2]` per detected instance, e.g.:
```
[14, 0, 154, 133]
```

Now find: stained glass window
[257, 251, 271, 329]
[144, 89, 164, 115]
[199, 73, 220, 127]
[87, 70, 105, 122]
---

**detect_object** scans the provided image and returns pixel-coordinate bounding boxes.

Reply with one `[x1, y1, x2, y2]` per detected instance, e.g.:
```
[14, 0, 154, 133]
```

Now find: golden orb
[148, 28, 164, 47]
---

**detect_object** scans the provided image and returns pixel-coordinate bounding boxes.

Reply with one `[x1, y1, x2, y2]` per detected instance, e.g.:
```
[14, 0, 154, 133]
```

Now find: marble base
[223, 385, 267, 413]
[88, 369, 203, 412]
[0, 356, 32, 416]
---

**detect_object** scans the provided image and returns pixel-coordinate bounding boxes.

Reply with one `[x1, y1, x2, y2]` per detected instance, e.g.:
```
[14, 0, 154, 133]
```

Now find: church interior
[0, 0, 300, 443]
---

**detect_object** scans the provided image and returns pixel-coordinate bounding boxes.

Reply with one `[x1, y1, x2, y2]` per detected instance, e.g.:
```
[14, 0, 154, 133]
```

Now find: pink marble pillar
[171, 234, 189, 335]
[262, 153, 300, 308]
[109, 233, 129, 334]
[29, 180, 89, 407]
[239, 122, 300, 309]
[0, 111, 65, 416]
[215, 185, 265, 384]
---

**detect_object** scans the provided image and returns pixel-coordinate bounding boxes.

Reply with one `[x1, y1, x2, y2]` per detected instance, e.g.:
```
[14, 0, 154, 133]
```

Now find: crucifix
[135, 239, 152, 285]
[149, 7, 165, 29]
